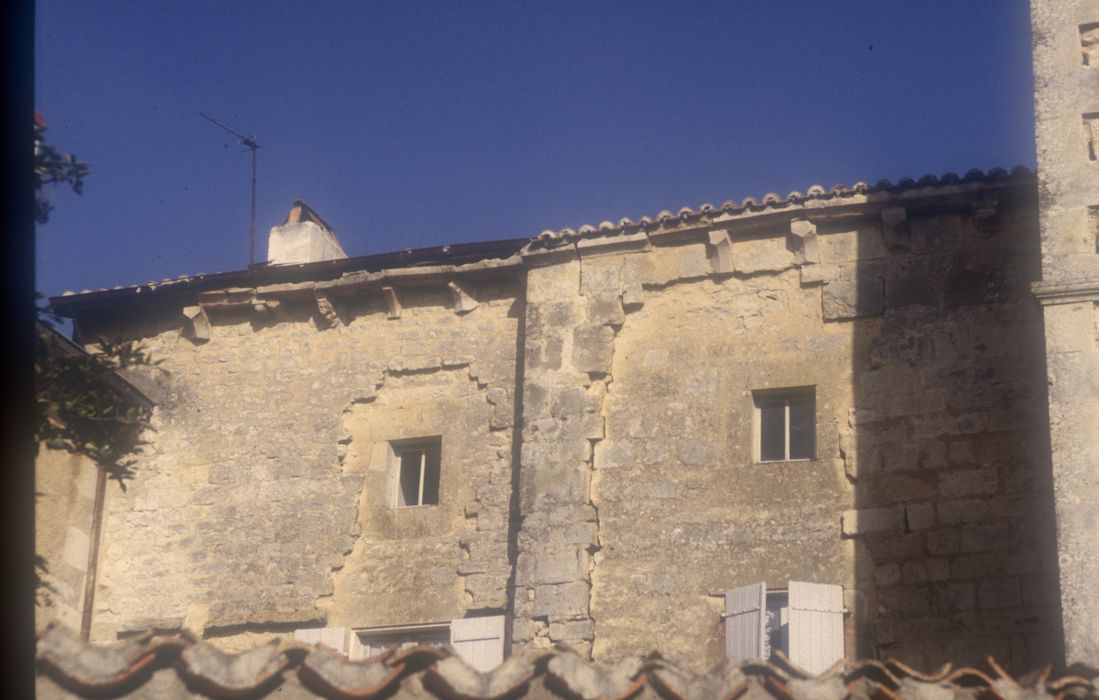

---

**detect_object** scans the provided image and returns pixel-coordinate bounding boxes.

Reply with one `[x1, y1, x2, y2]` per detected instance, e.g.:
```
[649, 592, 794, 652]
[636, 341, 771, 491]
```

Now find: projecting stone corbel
[251, 299, 281, 315]
[447, 280, 478, 314]
[971, 198, 1001, 236]
[706, 229, 734, 274]
[314, 292, 342, 327]
[788, 218, 819, 266]
[881, 206, 909, 251]
[381, 286, 401, 319]
[181, 305, 210, 342]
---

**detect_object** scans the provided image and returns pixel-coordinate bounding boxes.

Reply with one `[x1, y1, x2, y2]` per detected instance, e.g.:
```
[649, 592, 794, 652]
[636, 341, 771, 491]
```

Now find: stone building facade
[49, 172, 1063, 674]
[38, 0, 1098, 674]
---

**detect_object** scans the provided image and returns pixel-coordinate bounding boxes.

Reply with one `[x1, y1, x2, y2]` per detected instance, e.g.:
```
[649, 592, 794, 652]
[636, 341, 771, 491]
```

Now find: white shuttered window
[723, 582, 767, 663]
[449, 615, 506, 672]
[325, 616, 505, 671]
[724, 581, 843, 673]
[787, 581, 844, 675]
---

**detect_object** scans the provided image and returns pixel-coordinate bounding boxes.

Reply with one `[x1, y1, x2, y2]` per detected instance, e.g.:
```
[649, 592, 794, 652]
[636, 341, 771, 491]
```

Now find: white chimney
[266, 200, 348, 265]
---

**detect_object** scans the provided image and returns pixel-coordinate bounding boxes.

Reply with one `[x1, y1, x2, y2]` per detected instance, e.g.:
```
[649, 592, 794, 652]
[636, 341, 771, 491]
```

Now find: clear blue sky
[35, 1, 1035, 298]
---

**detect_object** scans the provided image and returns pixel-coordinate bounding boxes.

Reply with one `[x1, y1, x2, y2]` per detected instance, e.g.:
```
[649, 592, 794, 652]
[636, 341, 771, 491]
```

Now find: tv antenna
[200, 113, 260, 268]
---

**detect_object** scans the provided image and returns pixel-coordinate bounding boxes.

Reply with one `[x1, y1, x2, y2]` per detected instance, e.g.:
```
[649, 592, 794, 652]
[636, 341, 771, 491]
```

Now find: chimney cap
[284, 200, 334, 233]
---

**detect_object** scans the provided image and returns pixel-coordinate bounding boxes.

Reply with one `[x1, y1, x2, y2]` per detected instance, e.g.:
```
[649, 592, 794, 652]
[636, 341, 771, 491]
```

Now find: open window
[391, 437, 442, 507]
[753, 387, 815, 462]
[724, 581, 843, 674]
[294, 615, 506, 672]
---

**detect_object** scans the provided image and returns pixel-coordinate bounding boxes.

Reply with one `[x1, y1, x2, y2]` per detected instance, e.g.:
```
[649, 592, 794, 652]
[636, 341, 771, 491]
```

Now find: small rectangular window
[754, 387, 815, 462]
[349, 616, 506, 671]
[393, 438, 441, 507]
[350, 622, 450, 661]
[725, 581, 843, 674]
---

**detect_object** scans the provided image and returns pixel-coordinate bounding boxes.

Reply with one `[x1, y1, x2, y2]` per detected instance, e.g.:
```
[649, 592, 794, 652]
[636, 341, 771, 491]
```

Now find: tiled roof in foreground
[36, 624, 1098, 700]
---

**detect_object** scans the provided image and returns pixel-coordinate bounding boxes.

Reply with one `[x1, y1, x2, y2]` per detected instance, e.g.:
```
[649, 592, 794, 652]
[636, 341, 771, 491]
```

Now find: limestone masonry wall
[509, 186, 1057, 673]
[57, 177, 1061, 672]
[35, 448, 99, 633]
[1030, 0, 1099, 664]
[85, 277, 521, 650]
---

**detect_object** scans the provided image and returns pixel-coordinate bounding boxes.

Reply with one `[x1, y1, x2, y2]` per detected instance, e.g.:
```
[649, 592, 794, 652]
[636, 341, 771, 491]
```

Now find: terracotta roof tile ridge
[528, 165, 1034, 247]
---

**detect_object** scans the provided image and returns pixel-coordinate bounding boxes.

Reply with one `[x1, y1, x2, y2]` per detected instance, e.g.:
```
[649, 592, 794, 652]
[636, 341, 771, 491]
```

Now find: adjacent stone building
[37, 0, 1098, 676]
[1030, 0, 1099, 665]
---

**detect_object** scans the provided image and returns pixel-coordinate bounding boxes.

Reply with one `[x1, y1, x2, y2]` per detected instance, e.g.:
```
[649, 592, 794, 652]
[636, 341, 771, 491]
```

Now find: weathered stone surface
[842, 507, 904, 536]
[79, 279, 521, 644]
[707, 229, 734, 274]
[733, 236, 794, 274]
[822, 275, 884, 320]
[1030, 3, 1099, 654]
[50, 168, 1063, 676]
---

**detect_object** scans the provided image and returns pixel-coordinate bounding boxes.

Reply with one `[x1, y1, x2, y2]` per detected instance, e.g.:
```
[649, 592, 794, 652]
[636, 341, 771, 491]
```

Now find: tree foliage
[34, 118, 91, 225]
[35, 320, 159, 484]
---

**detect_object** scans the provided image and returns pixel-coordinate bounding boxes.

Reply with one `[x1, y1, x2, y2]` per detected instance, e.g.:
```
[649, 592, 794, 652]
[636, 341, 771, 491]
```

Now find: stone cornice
[1031, 279, 1099, 305]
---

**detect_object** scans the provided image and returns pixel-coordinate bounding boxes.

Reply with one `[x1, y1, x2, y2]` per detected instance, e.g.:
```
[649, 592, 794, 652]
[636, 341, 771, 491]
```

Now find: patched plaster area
[325, 361, 514, 629]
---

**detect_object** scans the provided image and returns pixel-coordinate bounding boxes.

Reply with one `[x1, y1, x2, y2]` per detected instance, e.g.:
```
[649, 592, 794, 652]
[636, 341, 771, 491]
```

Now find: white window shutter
[449, 615, 506, 672]
[294, 627, 349, 655]
[386, 444, 399, 507]
[724, 582, 766, 663]
[787, 581, 844, 674]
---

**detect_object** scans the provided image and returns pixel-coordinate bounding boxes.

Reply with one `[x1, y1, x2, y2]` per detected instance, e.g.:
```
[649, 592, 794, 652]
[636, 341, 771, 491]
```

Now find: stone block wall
[1031, 0, 1099, 664]
[588, 244, 853, 673]
[510, 184, 1058, 673]
[35, 447, 100, 633]
[842, 204, 1061, 672]
[83, 276, 521, 649]
[62, 177, 1060, 672]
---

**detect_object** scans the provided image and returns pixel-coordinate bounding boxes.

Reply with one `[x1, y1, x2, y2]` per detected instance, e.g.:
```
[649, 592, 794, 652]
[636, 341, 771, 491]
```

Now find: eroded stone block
[822, 276, 884, 321]
[841, 506, 904, 537]
[733, 236, 793, 274]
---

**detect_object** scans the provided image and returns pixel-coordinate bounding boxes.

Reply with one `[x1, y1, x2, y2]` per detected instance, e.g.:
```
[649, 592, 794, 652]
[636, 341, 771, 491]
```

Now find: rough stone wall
[66, 180, 1061, 671]
[1030, 0, 1099, 665]
[589, 240, 853, 673]
[35, 447, 100, 632]
[511, 186, 1058, 674]
[86, 277, 520, 649]
[843, 204, 1060, 672]
[511, 255, 606, 658]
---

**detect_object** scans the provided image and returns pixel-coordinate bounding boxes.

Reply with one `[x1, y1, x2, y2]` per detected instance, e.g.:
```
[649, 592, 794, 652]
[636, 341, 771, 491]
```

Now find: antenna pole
[200, 113, 261, 268]
[249, 145, 257, 268]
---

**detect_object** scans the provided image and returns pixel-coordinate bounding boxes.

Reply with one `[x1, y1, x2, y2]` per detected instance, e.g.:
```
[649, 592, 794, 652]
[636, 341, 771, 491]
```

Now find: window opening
[754, 387, 815, 462]
[351, 622, 450, 661]
[347, 616, 507, 671]
[724, 581, 843, 674]
[764, 590, 789, 659]
[394, 438, 441, 507]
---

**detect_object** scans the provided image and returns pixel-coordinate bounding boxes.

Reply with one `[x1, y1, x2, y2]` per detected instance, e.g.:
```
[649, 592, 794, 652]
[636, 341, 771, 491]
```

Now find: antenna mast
[200, 113, 260, 268]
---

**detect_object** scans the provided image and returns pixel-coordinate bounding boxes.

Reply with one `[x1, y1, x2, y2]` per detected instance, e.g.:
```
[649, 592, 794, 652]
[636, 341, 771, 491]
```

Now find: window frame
[724, 580, 844, 673]
[349, 621, 451, 660]
[345, 615, 507, 671]
[752, 386, 816, 463]
[390, 437, 442, 508]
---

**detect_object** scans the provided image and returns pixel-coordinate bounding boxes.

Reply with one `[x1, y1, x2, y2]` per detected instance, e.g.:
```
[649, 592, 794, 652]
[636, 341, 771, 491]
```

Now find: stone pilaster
[1031, 0, 1099, 664]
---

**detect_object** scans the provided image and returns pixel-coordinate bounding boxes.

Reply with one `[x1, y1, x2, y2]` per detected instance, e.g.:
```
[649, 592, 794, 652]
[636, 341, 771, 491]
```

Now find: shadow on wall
[850, 199, 1064, 672]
